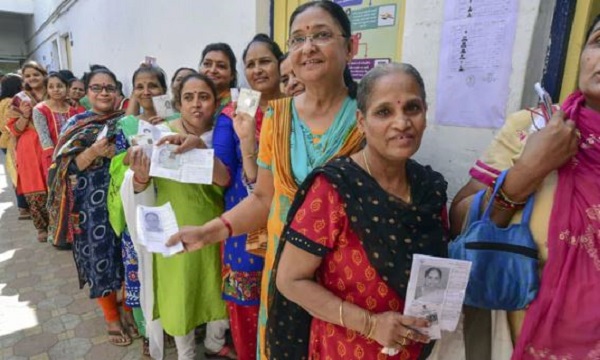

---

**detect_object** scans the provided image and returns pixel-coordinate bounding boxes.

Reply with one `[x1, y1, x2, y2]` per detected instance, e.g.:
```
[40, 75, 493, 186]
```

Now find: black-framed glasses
[88, 84, 117, 94]
[287, 31, 346, 51]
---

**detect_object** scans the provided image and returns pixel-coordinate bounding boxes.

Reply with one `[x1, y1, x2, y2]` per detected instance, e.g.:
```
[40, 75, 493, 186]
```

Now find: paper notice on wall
[435, 0, 518, 128]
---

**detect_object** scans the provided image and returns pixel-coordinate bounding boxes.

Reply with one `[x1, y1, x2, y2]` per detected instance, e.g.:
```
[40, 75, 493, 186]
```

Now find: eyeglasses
[287, 31, 346, 51]
[88, 84, 117, 94]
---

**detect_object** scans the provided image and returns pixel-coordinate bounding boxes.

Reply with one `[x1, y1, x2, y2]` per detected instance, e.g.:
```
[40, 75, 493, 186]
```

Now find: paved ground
[0, 155, 186, 359]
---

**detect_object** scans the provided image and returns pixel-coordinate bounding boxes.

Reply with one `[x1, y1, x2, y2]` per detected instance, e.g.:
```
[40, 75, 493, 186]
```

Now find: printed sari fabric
[256, 97, 363, 359]
[48, 110, 126, 298]
[266, 157, 448, 360]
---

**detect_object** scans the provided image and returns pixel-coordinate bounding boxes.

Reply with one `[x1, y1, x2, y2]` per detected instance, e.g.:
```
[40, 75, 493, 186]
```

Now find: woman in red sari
[33, 72, 85, 173]
[6, 61, 49, 242]
[268, 63, 448, 360]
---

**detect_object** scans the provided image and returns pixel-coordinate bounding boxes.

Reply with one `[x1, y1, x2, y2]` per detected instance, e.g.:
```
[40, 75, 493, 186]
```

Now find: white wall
[27, 0, 271, 94]
[402, 0, 555, 199]
[0, 13, 28, 60]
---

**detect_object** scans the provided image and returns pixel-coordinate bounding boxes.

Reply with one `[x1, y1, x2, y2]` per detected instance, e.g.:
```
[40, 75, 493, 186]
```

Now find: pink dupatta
[513, 91, 600, 359]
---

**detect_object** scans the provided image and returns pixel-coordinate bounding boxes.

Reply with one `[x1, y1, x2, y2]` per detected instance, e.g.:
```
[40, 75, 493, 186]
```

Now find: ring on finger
[405, 329, 414, 340]
[397, 337, 409, 347]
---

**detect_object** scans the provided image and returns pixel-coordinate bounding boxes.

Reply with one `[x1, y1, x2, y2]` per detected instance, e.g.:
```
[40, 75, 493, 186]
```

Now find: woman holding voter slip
[450, 15, 600, 360]
[211, 33, 283, 360]
[166, 2, 365, 358]
[46, 67, 132, 346]
[6, 61, 49, 243]
[126, 73, 236, 360]
[108, 64, 172, 357]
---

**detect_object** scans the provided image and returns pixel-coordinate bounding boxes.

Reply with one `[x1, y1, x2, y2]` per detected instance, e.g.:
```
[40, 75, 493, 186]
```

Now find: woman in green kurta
[128, 72, 236, 359]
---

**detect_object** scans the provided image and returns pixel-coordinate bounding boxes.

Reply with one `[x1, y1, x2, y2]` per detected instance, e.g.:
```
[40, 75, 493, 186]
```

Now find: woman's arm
[32, 107, 55, 149]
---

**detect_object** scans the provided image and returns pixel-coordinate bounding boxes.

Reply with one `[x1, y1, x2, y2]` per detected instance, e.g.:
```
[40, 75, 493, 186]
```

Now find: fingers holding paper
[129, 146, 151, 182]
[156, 133, 206, 154]
[370, 312, 430, 349]
[166, 226, 212, 252]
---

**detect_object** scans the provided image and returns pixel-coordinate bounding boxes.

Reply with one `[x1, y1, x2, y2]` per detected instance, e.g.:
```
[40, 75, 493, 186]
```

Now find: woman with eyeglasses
[6, 61, 49, 242]
[166, 2, 363, 358]
[47, 66, 133, 347]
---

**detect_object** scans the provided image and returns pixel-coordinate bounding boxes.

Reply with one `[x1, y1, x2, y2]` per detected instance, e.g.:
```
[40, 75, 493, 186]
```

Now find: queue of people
[0, 1, 598, 359]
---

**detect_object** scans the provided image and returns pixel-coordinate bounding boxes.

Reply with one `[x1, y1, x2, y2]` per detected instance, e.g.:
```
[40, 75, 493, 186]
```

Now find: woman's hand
[517, 110, 579, 179]
[166, 219, 229, 252]
[370, 312, 430, 349]
[232, 106, 256, 143]
[147, 115, 166, 126]
[128, 146, 150, 182]
[19, 101, 32, 119]
[89, 138, 115, 158]
[156, 134, 206, 154]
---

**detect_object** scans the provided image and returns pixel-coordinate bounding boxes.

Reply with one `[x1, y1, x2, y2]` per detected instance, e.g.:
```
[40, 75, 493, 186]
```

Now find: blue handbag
[449, 170, 539, 310]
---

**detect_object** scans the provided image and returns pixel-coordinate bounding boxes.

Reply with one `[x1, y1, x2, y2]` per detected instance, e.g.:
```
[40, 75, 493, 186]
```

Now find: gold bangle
[367, 315, 377, 339]
[339, 301, 345, 328]
[243, 152, 257, 159]
[362, 310, 372, 336]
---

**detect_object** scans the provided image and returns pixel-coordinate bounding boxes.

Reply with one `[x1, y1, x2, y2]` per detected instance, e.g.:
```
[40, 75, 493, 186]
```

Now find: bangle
[366, 315, 377, 339]
[134, 174, 150, 185]
[220, 215, 233, 238]
[339, 301, 346, 328]
[243, 152, 257, 159]
[362, 310, 372, 336]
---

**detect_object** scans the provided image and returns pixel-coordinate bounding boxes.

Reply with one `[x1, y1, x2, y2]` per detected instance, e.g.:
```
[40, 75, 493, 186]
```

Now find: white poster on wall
[435, 0, 518, 128]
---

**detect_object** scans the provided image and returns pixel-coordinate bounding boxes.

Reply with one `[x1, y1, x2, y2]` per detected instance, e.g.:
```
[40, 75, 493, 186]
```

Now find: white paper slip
[230, 88, 240, 102]
[149, 144, 214, 184]
[236, 88, 261, 117]
[404, 254, 472, 338]
[145, 56, 157, 66]
[95, 125, 108, 143]
[136, 202, 183, 256]
[152, 95, 175, 119]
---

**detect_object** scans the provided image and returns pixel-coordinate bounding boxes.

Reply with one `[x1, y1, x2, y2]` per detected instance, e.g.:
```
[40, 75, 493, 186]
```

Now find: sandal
[107, 329, 132, 347]
[37, 231, 48, 243]
[125, 322, 141, 339]
[18, 209, 31, 220]
[205, 344, 238, 360]
[142, 338, 150, 357]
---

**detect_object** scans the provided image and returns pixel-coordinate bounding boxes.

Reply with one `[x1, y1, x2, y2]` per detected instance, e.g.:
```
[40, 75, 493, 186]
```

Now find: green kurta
[153, 177, 227, 336]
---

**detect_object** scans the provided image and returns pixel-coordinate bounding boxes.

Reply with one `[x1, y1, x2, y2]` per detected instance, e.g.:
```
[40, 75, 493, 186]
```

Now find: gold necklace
[362, 148, 372, 176]
[362, 148, 411, 203]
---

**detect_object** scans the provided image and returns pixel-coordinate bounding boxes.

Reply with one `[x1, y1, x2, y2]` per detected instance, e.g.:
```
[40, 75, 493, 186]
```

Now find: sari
[256, 97, 363, 358]
[214, 104, 265, 360]
[266, 157, 448, 360]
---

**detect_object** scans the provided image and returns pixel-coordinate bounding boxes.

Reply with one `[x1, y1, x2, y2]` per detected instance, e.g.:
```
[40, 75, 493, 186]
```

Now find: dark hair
[289, 1, 357, 98]
[171, 67, 197, 86]
[21, 61, 48, 91]
[279, 52, 289, 63]
[200, 43, 238, 88]
[425, 267, 442, 278]
[585, 14, 600, 42]
[357, 63, 427, 113]
[178, 73, 218, 105]
[58, 69, 75, 81]
[242, 34, 284, 65]
[132, 65, 168, 92]
[83, 66, 118, 92]
[68, 78, 83, 88]
[0, 74, 23, 100]
[44, 72, 69, 89]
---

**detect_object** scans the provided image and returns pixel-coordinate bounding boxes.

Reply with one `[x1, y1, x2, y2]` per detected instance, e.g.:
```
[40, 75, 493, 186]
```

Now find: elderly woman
[268, 63, 447, 360]
[450, 15, 600, 360]
[279, 53, 305, 97]
[167, 2, 365, 358]
[47, 67, 131, 346]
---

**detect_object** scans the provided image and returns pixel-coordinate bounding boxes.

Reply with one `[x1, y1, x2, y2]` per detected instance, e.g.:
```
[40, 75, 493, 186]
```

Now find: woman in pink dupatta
[450, 15, 600, 360]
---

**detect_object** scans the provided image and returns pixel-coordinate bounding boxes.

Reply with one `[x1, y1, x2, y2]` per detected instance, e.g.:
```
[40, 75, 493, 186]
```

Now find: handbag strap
[481, 170, 536, 225]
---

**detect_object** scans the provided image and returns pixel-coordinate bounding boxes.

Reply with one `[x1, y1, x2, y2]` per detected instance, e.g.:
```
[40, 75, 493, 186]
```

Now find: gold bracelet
[366, 315, 377, 339]
[339, 301, 345, 328]
[243, 152, 257, 159]
[362, 310, 372, 336]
